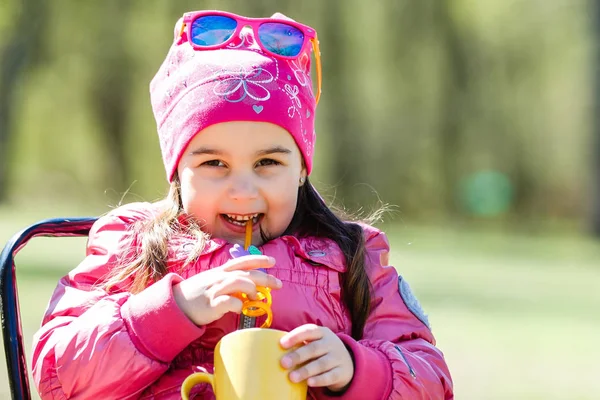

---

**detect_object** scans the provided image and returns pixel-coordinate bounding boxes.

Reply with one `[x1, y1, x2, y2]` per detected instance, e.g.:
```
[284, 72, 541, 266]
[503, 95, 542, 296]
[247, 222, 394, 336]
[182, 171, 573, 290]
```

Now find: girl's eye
[256, 158, 281, 167]
[201, 160, 226, 167]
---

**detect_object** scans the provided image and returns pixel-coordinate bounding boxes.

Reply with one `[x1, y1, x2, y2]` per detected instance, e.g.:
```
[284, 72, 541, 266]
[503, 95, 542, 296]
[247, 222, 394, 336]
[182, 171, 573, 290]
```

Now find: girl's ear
[299, 169, 307, 187]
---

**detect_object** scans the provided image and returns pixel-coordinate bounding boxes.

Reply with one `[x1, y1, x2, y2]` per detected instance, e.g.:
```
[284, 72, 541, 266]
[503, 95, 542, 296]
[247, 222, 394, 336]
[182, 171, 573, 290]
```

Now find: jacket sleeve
[31, 203, 205, 399]
[315, 228, 453, 400]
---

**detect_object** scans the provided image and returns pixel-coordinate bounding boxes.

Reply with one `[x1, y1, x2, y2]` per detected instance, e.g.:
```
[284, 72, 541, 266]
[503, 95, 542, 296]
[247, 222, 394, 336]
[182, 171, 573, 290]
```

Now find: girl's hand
[280, 324, 354, 392]
[172, 255, 282, 326]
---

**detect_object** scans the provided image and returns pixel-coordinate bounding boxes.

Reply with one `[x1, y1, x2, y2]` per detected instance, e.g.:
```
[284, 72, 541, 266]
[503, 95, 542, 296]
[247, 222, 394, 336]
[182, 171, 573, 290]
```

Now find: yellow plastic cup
[181, 328, 307, 400]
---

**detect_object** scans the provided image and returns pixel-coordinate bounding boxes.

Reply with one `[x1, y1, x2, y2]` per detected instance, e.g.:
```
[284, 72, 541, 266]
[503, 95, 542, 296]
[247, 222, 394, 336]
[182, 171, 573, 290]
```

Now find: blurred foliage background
[1, 0, 597, 228]
[1, 0, 600, 399]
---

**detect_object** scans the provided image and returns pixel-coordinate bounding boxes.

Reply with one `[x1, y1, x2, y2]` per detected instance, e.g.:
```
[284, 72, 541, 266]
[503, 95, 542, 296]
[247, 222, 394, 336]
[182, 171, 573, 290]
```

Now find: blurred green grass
[1, 205, 599, 399]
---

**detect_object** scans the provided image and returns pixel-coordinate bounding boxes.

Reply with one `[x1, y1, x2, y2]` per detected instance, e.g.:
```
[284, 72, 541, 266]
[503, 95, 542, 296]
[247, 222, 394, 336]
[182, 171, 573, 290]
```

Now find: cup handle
[181, 372, 214, 400]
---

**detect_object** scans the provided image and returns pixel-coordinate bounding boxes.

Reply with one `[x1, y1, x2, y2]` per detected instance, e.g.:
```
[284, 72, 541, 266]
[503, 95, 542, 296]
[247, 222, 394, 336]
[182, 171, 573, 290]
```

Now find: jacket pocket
[395, 345, 416, 378]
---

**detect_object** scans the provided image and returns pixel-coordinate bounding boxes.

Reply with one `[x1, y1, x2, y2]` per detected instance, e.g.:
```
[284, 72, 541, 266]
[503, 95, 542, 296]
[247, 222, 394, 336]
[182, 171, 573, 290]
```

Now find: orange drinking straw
[244, 220, 252, 250]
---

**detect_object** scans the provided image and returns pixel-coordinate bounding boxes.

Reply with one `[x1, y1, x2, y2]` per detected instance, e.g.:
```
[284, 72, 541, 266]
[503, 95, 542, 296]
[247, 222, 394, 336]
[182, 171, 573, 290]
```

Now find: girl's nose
[228, 175, 259, 200]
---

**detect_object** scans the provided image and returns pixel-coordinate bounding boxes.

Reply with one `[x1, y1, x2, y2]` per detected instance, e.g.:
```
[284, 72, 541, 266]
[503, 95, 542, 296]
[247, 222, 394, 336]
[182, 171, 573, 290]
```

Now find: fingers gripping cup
[181, 329, 308, 400]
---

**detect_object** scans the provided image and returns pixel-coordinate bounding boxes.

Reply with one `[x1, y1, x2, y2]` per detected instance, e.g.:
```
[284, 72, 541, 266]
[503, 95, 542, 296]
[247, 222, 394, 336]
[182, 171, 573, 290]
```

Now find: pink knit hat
[150, 16, 317, 182]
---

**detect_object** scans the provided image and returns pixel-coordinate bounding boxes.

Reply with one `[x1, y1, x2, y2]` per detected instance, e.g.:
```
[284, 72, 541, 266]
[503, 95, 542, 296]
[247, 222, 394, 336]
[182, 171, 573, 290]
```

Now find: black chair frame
[0, 217, 97, 400]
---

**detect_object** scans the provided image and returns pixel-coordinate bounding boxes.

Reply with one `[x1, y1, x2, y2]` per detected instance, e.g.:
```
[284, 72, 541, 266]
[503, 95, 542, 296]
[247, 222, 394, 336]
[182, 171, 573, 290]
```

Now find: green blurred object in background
[460, 170, 514, 217]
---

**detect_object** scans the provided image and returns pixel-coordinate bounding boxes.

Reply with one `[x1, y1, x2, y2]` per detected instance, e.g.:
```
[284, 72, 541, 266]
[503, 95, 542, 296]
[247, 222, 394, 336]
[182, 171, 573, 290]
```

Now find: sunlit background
[1, 1, 599, 399]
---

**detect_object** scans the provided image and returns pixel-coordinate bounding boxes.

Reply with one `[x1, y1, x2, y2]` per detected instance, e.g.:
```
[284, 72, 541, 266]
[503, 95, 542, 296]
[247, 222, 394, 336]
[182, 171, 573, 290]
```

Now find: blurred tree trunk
[0, 0, 47, 202]
[321, 1, 363, 204]
[593, 0, 600, 236]
[88, 1, 133, 191]
[435, 0, 468, 216]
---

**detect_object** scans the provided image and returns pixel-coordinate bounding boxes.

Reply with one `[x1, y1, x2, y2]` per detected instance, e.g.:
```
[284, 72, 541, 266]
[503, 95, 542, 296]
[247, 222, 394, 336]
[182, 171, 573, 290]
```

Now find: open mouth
[221, 213, 263, 227]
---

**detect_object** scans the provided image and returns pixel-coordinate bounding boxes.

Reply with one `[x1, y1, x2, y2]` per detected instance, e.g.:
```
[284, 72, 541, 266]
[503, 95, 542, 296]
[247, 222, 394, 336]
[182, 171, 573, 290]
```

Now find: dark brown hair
[282, 178, 373, 339]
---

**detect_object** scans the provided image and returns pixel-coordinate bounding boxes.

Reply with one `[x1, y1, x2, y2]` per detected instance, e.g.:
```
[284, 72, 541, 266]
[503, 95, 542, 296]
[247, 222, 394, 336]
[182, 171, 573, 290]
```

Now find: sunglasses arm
[312, 38, 322, 105]
[176, 22, 188, 45]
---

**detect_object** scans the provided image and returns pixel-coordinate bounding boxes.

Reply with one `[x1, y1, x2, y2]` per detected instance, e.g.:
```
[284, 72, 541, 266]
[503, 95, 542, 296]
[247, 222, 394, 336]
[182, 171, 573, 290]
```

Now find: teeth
[226, 213, 259, 221]
[224, 214, 261, 226]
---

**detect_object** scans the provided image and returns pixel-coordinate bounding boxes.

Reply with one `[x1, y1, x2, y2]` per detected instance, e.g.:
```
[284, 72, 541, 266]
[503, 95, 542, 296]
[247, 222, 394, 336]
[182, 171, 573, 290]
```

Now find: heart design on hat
[253, 105, 264, 114]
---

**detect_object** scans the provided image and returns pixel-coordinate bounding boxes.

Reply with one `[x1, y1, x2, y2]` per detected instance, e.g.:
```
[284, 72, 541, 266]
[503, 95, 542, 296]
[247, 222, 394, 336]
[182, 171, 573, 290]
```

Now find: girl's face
[177, 121, 306, 246]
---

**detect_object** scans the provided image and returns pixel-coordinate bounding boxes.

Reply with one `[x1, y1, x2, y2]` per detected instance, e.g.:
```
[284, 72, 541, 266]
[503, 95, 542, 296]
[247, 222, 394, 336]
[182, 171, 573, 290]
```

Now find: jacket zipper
[395, 345, 416, 378]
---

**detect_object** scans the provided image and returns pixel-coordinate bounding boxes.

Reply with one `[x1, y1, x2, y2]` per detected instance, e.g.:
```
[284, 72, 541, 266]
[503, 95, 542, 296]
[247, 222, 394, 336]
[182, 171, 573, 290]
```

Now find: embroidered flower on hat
[213, 64, 275, 103]
[284, 83, 302, 118]
[288, 55, 311, 88]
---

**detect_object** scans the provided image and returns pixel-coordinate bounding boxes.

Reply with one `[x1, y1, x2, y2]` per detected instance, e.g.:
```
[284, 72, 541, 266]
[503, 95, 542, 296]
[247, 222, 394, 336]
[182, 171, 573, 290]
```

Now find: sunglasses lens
[190, 15, 237, 46]
[258, 23, 304, 57]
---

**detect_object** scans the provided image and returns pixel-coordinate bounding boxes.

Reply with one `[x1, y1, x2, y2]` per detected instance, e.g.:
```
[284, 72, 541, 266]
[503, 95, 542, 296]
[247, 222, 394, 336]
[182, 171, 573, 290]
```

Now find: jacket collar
[177, 230, 347, 272]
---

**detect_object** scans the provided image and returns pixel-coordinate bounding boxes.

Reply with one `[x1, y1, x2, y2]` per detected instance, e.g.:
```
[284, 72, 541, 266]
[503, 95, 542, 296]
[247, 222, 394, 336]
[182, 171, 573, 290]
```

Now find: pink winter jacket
[32, 202, 453, 399]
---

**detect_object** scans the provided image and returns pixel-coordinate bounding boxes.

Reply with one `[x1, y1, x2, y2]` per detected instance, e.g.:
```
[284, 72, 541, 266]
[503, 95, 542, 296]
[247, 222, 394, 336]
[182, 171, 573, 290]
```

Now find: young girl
[32, 10, 453, 399]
